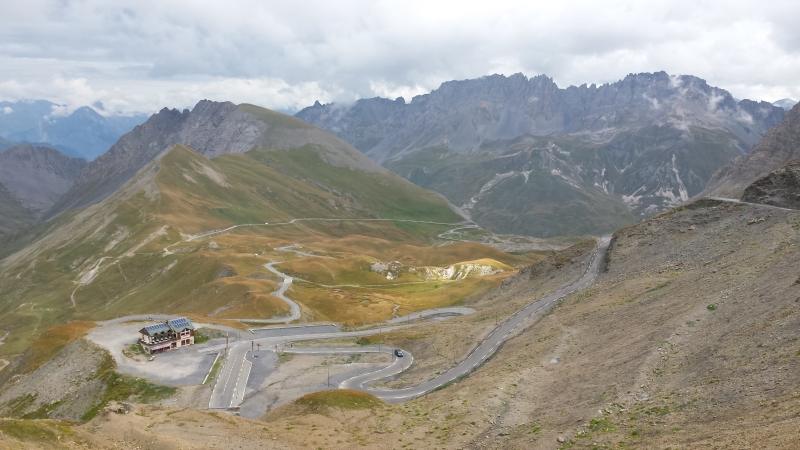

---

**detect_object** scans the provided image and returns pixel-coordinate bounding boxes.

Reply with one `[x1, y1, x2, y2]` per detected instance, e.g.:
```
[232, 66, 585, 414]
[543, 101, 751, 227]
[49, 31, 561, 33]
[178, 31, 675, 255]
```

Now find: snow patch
[671, 154, 689, 202]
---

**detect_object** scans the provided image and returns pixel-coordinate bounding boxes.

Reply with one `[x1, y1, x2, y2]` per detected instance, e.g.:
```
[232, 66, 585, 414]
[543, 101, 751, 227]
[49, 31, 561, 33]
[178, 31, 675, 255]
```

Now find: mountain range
[0, 100, 146, 160]
[48, 100, 407, 217]
[1, 75, 800, 449]
[298, 72, 785, 236]
[0, 100, 464, 362]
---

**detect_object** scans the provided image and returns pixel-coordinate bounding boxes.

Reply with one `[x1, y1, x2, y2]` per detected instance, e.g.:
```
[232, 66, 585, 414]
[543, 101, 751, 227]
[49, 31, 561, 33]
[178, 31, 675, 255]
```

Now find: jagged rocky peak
[296, 72, 786, 237]
[50, 99, 380, 217]
[297, 71, 785, 162]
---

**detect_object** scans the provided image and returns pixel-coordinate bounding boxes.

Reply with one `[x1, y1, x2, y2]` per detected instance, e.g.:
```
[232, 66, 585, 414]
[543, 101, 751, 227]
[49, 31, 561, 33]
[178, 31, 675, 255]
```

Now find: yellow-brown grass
[19, 321, 95, 373]
[294, 389, 382, 412]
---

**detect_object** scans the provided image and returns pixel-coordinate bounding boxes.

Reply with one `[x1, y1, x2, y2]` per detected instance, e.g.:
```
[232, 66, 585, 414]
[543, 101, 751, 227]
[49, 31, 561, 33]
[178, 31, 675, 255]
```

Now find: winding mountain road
[208, 236, 610, 408]
[91, 217, 610, 410]
[344, 236, 611, 402]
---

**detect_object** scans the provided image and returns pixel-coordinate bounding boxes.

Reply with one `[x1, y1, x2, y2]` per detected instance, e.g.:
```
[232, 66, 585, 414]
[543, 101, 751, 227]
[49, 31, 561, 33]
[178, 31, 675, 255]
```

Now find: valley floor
[2, 199, 799, 449]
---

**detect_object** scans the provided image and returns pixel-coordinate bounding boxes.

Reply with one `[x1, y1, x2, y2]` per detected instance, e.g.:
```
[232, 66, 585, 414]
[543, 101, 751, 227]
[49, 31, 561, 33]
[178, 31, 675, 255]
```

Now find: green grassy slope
[0, 143, 461, 360]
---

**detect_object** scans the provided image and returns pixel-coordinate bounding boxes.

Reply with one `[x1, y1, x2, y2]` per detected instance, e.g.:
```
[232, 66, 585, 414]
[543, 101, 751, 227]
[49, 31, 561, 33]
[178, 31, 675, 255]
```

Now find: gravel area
[87, 321, 220, 386]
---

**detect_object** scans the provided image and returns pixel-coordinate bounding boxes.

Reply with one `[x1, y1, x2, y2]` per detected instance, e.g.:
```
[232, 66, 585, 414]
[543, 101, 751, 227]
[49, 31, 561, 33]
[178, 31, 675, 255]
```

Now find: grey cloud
[0, 0, 798, 115]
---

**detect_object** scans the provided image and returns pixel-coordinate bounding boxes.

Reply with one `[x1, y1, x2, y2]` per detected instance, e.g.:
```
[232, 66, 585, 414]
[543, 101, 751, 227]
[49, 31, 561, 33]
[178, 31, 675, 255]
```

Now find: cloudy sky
[1, 0, 798, 116]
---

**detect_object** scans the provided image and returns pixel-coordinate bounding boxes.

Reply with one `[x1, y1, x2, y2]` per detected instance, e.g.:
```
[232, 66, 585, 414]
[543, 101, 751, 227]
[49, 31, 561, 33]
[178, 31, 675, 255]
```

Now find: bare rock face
[298, 72, 783, 163]
[707, 103, 800, 198]
[49, 100, 262, 215]
[741, 162, 800, 209]
[298, 72, 785, 236]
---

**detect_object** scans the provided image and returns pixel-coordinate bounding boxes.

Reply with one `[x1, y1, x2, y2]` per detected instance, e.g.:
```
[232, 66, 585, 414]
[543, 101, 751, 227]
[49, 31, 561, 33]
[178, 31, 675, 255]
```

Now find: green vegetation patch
[204, 353, 224, 385]
[0, 419, 74, 443]
[122, 343, 145, 358]
[82, 355, 176, 421]
[588, 416, 617, 433]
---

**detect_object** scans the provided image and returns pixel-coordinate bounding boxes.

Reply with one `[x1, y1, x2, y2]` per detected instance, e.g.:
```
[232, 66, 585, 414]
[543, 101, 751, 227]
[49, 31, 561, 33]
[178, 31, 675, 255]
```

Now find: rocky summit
[49, 100, 380, 217]
[298, 72, 785, 236]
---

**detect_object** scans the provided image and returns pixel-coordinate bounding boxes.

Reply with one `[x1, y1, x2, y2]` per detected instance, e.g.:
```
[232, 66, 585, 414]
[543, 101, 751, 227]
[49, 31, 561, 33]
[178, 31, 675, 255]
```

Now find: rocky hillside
[0, 111, 461, 356]
[0, 145, 85, 239]
[298, 72, 785, 236]
[741, 161, 800, 209]
[0, 145, 86, 214]
[706, 103, 800, 198]
[49, 100, 384, 217]
[0, 100, 145, 160]
[5, 196, 799, 449]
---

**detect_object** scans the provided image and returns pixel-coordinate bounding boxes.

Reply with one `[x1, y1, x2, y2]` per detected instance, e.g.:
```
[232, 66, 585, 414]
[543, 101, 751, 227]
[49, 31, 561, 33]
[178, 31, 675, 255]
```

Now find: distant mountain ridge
[0, 100, 146, 160]
[298, 72, 785, 236]
[298, 72, 782, 162]
[773, 98, 798, 110]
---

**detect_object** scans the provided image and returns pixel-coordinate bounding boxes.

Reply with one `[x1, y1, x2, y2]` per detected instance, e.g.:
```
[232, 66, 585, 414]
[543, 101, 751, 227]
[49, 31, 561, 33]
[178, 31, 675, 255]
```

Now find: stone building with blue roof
[138, 317, 196, 354]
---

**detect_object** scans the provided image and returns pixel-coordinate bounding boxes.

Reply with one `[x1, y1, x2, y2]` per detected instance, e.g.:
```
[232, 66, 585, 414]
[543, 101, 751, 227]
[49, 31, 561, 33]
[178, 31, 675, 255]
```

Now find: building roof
[139, 317, 195, 336]
[140, 323, 170, 336]
[167, 317, 195, 332]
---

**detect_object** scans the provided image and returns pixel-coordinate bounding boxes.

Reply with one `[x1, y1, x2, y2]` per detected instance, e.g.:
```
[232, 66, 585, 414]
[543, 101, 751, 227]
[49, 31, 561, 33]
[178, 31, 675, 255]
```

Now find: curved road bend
[209, 236, 609, 408]
[204, 308, 475, 409]
[343, 236, 611, 402]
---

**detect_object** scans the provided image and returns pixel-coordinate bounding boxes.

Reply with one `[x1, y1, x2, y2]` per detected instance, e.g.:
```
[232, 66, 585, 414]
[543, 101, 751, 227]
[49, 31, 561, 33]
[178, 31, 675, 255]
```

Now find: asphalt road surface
[208, 236, 609, 408]
[343, 236, 611, 402]
[204, 310, 473, 409]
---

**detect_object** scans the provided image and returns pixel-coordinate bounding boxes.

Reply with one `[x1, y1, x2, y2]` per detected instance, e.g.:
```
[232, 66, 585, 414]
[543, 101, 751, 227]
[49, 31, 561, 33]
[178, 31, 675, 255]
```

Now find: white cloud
[1, 106, 11, 114]
[0, 0, 798, 114]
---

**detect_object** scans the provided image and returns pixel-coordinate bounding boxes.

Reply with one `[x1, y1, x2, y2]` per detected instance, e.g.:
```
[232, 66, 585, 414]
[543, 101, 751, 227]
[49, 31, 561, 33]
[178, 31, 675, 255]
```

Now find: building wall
[139, 329, 195, 354]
